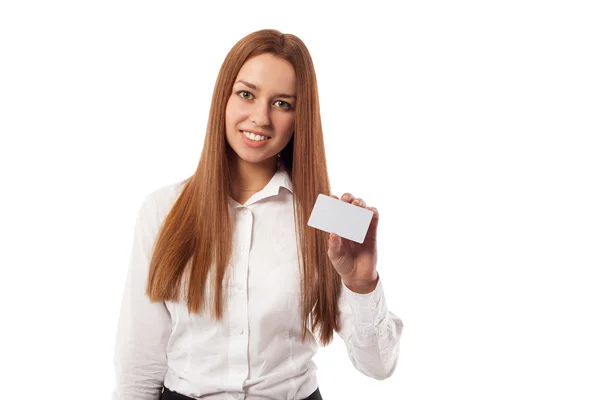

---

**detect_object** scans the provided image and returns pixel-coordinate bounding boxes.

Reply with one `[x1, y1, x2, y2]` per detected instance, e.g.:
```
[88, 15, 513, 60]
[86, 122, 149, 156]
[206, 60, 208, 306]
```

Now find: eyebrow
[234, 80, 296, 100]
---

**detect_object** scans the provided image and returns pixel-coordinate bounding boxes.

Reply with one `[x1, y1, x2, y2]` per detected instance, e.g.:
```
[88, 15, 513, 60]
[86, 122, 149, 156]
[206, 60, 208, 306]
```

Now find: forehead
[235, 53, 296, 94]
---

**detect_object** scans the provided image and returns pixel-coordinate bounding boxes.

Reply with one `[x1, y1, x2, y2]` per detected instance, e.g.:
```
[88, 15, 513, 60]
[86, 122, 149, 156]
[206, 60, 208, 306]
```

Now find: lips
[239, 129, 272, 138]
[239, 130, 270, 148]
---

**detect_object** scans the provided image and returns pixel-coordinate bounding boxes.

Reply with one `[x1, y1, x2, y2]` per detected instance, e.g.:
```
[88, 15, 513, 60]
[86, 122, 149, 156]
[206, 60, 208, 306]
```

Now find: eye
[236, 90, 254, 100]
[274, 100, 293, 110]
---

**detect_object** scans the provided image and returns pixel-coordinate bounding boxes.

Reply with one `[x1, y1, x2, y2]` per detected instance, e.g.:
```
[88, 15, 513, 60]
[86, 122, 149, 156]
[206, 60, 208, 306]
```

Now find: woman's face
[225, 53, 296, 165]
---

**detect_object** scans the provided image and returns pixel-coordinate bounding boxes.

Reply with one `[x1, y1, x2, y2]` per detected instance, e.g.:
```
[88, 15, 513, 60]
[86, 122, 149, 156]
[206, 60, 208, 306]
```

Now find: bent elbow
[360, 345, 400, 380]
[368, 362, 397, 380]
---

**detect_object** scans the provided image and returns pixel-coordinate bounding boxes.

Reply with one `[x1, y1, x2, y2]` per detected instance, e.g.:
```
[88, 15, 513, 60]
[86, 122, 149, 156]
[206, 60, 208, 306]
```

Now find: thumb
[328, 232, 343, 260]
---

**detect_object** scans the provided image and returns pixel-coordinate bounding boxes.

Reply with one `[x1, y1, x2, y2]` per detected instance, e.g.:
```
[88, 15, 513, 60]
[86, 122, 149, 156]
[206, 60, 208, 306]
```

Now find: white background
[1, 1, 599, 399]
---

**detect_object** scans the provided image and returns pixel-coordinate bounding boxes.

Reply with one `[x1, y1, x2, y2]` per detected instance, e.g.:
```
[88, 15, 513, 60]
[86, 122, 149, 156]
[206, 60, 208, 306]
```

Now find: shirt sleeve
[335, 276, 403, 380]
[111, 194, 172, 400]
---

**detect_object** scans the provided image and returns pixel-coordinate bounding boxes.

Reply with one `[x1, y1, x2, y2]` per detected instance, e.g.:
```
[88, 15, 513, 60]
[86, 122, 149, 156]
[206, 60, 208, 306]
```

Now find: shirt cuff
[341, 277, 389, 329]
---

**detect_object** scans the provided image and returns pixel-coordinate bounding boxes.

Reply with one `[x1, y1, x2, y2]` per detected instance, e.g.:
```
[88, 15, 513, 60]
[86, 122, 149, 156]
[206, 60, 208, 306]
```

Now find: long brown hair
[145, 29, 341, 345]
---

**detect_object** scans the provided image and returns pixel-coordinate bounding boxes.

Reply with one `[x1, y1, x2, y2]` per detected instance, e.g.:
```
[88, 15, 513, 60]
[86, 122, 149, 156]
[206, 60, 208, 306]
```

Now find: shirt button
[232, 394, 240, 400]
[236, 283, 243, 291]
[238, 245, 244, 252]
[370, 299, 379, 310]
[239, 328, 244, 335]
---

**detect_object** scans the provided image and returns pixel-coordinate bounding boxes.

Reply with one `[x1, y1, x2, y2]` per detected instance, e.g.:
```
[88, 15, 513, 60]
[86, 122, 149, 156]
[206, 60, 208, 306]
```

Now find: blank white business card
[307, 194, 374, 244]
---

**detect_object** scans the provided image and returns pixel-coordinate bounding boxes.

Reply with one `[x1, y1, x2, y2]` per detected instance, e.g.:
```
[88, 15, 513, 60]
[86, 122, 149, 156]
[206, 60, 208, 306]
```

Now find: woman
[112, 29, 403, 400]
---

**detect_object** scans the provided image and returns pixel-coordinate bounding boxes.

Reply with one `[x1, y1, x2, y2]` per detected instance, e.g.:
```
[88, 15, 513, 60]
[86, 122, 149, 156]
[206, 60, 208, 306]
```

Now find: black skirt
[160, 385, 323, 400]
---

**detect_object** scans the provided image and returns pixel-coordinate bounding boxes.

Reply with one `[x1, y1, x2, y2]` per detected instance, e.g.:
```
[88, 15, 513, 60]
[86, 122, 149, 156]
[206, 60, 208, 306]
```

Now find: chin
[231, 148, 264, 161]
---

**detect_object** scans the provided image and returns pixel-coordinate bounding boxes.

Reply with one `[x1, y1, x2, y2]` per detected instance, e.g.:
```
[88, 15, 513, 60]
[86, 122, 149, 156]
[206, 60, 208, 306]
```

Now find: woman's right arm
[111, 194, 172, 400]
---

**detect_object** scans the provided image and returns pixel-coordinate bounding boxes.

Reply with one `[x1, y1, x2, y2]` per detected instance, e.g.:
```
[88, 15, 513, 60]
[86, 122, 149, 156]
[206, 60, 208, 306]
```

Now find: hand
[327, 192, 380, 294]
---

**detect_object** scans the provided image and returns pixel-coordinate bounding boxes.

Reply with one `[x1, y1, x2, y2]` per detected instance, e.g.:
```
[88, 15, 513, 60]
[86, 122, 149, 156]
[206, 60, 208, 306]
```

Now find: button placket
[370, 297, 380, 311]
[228, 205, 251, 387]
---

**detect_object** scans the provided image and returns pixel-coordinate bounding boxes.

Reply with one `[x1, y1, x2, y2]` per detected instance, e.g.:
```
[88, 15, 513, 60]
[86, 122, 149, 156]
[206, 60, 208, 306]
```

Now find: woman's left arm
[328, 193, 404, 380]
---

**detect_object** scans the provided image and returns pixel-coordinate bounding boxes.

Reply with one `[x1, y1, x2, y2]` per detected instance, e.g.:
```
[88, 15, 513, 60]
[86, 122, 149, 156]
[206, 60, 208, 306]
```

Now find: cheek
[225, 98, 245, 126]
[273, 113, 295, 133]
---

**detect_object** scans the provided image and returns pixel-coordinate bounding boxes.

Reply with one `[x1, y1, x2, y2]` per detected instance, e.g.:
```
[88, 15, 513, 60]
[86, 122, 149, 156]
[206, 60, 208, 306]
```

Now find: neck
[228, 151, 279, 199]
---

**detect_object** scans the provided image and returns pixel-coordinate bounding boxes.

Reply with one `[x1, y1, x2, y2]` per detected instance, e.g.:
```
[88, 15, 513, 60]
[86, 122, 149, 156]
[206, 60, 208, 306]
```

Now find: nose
[250, 101, 271, 127]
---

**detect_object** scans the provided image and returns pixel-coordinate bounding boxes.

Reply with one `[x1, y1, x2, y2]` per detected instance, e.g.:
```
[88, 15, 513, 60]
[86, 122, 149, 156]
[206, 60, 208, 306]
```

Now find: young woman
[112, 29, 403, 400]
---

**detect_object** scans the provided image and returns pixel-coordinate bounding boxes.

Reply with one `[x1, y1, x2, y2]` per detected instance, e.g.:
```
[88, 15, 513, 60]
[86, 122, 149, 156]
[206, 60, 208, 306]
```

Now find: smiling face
[225, 53, 297, 166]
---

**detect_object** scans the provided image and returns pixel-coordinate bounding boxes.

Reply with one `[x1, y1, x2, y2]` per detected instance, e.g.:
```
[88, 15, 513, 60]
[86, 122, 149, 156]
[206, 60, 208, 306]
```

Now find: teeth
[243, 131, 269, 141]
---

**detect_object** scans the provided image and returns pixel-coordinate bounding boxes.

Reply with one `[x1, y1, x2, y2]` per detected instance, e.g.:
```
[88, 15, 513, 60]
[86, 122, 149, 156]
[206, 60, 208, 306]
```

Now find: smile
[239, 130, 271, 148]
[240, 130, 271, 141]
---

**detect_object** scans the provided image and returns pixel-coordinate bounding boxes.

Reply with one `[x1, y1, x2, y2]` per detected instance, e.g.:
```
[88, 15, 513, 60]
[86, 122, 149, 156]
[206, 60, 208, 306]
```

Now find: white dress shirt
[112, 163, 403, 400]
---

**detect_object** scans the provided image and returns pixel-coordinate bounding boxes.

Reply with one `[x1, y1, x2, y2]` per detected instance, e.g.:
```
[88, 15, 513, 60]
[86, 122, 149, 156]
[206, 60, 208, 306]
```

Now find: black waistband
[161, 386, 323, 400]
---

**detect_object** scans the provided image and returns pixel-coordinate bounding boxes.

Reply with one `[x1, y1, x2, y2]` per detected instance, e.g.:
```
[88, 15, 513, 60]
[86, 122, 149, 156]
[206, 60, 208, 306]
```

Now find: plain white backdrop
[1, 1, 598, 399]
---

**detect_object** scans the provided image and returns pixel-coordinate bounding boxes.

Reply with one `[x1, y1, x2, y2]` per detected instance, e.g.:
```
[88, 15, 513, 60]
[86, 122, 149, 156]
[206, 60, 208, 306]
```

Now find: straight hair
[145, 29, 341, 345]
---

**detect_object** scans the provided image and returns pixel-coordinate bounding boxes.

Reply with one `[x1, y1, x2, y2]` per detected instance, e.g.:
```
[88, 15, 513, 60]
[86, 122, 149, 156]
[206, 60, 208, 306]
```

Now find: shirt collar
[228, 161, 293, 208]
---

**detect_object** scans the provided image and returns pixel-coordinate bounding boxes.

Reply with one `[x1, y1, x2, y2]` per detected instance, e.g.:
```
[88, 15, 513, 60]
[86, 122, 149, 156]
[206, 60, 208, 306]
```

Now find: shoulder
[145, 179, 187, 208]
[138, 179, 188, 225]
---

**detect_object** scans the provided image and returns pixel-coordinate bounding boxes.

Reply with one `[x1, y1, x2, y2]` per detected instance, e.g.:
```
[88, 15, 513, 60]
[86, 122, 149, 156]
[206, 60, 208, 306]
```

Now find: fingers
[337, 192, 378, 219]
[352, 198, 366, 207]
[341, 193, 355, 203]
[366, 206, 379, 219]
[332, 193, 376, 215]
[340, 193, 365, 208]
